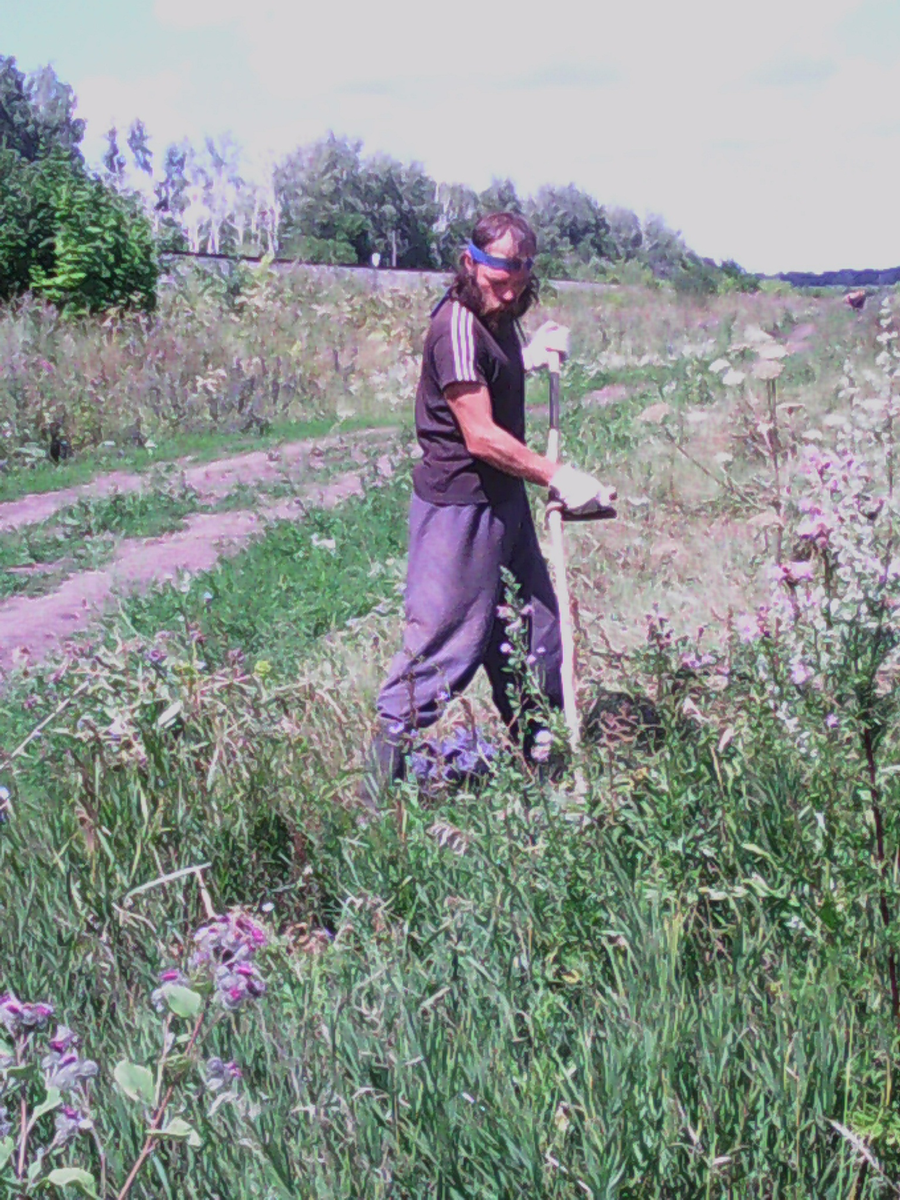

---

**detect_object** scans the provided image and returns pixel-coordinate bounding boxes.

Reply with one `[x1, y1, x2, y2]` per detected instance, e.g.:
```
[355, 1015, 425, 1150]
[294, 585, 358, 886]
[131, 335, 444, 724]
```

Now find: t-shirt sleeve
[431, 302, 487, 391]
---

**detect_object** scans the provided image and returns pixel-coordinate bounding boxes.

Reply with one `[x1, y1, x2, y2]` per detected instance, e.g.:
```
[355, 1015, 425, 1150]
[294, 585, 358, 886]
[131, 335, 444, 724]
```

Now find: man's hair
[448, 211, 540, 320]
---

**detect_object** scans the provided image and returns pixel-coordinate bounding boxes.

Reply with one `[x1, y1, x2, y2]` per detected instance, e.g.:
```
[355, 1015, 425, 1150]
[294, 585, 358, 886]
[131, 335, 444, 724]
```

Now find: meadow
[1, 265, 899, 1198]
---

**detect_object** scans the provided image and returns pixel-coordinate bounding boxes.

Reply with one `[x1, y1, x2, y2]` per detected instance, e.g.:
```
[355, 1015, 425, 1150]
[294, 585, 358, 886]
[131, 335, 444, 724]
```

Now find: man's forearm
[466, 424, 556, 486]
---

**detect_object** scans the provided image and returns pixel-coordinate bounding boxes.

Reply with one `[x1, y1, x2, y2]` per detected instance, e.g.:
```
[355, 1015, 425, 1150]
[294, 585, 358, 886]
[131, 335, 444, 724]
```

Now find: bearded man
[362, 211, 615, 800]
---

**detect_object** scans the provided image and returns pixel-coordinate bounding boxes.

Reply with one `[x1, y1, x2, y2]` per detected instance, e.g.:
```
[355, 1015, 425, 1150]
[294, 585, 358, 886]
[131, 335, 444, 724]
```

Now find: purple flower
[499, 642, 512, 656]
[48, 1025, 78, 1055]
[52, 1104, 92, 1147]
[0, 994, 53, 1036]
[42, 1049, 98, 1093]
[150, 969, 189, 1012]
[205, 1057, 242, 1091]
[825, 713, 840, 729]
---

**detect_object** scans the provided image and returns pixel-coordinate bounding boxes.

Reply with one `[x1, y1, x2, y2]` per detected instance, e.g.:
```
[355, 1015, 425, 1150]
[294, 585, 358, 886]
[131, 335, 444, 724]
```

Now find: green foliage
[0, 150, 157, 313]
[0, 57, 84, 163]
[527, 182, 613, 276]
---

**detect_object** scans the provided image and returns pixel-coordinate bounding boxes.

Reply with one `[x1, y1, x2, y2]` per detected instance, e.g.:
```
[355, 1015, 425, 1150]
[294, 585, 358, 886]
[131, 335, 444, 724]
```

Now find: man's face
[466, 229, 533, 318]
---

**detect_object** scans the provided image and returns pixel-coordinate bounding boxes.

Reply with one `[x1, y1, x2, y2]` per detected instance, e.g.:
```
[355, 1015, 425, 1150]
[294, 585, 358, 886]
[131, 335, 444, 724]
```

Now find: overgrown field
[3, 271, 900, 1197]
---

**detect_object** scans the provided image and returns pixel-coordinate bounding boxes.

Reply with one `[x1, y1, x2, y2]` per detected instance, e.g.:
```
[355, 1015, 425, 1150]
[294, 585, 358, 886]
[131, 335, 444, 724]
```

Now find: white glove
[522, 321, 570, 371]
[549, 464, 617, 516]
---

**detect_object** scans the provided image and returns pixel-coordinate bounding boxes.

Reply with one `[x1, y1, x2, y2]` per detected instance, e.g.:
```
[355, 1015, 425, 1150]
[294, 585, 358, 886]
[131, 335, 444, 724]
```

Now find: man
[363, 211, 615, 799]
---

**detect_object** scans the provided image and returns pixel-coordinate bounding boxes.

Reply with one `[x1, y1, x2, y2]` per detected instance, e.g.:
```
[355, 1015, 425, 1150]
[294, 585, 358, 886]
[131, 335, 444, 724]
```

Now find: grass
[1, 278, 899, 1197]
[0, 413, 400, 505]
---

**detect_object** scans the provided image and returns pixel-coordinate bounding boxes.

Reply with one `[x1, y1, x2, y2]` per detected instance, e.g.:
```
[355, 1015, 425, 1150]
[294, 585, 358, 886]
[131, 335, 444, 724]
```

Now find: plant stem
[116, 1008, 207, 1200]
[16, 1040, 27, 1184]
[863, 724, 900, 1026]
[768, 379, 783, 563]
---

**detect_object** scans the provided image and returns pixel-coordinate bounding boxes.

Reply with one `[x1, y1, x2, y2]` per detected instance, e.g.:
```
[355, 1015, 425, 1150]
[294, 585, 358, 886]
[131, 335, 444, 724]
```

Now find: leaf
[32, 1086, 62, 1121]
[114, 1060, 155, 1106]
[162, 984, 202, 1019]
[154, 1117, 201, 1147]
[44, 1167, 98, 1197]
[0, 1137, 13, 1170]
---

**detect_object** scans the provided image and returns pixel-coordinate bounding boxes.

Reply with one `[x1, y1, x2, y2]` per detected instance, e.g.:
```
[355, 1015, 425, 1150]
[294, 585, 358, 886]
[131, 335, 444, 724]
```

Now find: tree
[606, 206, 643, 260]
[0, 59, 156, 311]
[360, 154, 439, 268]
[275, 134, 371, 263]
[639, 214, 688, 279]
[479, 178, 522, 214]
[127, 119, 152, 175]
[0, 57, 84, 163]
[434, 182, 480, 268]
[102, 126, 125, 182]
[0, 150, 157, 311]
[527, 183, 612, 274]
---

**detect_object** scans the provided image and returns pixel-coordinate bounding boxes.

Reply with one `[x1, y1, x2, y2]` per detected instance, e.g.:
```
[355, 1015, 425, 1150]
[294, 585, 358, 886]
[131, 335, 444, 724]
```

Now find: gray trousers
[377, 490, 563, 737]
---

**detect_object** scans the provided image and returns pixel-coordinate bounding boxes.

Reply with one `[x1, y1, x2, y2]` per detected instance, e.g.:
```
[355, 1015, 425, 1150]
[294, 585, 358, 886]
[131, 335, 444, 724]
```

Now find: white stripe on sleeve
[462, 308, 475, 380]
[451, 303, 463, 379]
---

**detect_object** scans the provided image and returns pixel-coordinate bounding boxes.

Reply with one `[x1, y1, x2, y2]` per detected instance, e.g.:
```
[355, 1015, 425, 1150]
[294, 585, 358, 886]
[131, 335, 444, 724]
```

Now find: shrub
[0, 151, 157, 313]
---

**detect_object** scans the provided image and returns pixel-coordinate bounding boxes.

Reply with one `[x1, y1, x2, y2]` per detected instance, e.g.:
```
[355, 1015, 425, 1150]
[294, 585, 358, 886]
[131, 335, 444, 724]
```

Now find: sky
[4, 0, 900, 274]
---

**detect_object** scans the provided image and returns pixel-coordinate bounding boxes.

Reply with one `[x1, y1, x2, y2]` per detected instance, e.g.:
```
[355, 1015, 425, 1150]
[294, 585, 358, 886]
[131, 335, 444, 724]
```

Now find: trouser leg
[366, 496, 509, 798]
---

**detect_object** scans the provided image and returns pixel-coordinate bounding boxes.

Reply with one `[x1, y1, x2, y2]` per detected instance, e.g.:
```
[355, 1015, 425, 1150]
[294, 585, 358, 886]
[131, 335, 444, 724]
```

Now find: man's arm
[444, 382, 557, 485]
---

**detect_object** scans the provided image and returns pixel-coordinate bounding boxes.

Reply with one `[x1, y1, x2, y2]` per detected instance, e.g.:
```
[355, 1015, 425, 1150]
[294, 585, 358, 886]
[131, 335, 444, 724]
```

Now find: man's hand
[549, 463, 617, 517]
[522, 321, 570, 372]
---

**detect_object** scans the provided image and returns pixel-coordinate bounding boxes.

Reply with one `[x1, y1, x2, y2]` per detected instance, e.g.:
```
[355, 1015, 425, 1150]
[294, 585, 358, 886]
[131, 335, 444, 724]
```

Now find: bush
[0, 150, 158, 312]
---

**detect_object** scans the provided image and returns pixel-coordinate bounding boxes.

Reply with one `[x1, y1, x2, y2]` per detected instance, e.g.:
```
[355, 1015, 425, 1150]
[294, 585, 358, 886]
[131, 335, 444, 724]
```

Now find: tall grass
[2, 278, 898, 1196]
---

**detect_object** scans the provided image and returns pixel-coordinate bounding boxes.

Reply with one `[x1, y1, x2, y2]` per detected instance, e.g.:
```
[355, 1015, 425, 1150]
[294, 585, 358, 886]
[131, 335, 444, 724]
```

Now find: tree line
[1, 56, 759, 313]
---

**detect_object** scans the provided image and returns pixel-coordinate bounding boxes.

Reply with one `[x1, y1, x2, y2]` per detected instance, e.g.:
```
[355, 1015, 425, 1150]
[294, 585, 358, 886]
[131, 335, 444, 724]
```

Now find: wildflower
[0, 994, 53, 1036]
[734, 613, 759, 643]
[150, 969, 190, 1012]
[780, 561, 815, 586]
[790, 661, 813, 687]
[52, 1104, 91, 1146]
[204, 1057, 242, 1091]
[190, 912, 268, 972]
[42, 1050, 99, 1093]
[214, 961, 266, 1011]
[825, 713, 840, 729]
[499, 642, 512, 656]
[48, 1025, 78, 1055]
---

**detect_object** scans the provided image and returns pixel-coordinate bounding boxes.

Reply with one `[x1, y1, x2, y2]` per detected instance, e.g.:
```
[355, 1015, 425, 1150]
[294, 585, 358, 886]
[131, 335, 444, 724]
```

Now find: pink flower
[780, 561, 815, 585]
[796, 513, 833, 543]
[790, 661, 813, 686]
[734, 613, 759, 643]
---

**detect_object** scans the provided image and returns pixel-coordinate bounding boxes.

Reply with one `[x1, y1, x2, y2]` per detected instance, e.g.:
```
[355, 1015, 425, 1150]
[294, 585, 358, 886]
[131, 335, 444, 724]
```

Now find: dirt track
[0, 431, 395, 679]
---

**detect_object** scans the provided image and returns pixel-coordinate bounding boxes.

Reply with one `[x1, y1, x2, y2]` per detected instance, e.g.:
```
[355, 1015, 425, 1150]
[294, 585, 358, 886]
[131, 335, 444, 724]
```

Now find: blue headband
[467, 241, 534, 273]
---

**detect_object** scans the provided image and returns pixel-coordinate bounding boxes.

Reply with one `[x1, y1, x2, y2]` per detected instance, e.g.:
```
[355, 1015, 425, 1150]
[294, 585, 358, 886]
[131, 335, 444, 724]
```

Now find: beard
[448, 266, 539, 326]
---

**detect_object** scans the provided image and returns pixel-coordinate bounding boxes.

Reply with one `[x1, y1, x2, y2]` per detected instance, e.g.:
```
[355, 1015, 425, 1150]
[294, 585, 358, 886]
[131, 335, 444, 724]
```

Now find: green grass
[0, 485, 203, 598]
[0, 412, 400, 505]
[1, 284, 897, 1197]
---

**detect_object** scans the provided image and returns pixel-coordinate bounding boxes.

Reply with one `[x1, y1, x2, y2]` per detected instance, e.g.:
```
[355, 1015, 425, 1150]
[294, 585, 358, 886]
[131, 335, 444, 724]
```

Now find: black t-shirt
[412, 297, 527, 507]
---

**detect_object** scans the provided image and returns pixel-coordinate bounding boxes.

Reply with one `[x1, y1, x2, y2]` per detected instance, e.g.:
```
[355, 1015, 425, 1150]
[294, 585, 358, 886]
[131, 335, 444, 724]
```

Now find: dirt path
[0, 429, 392, 533]
[0, 471, 369, 679]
